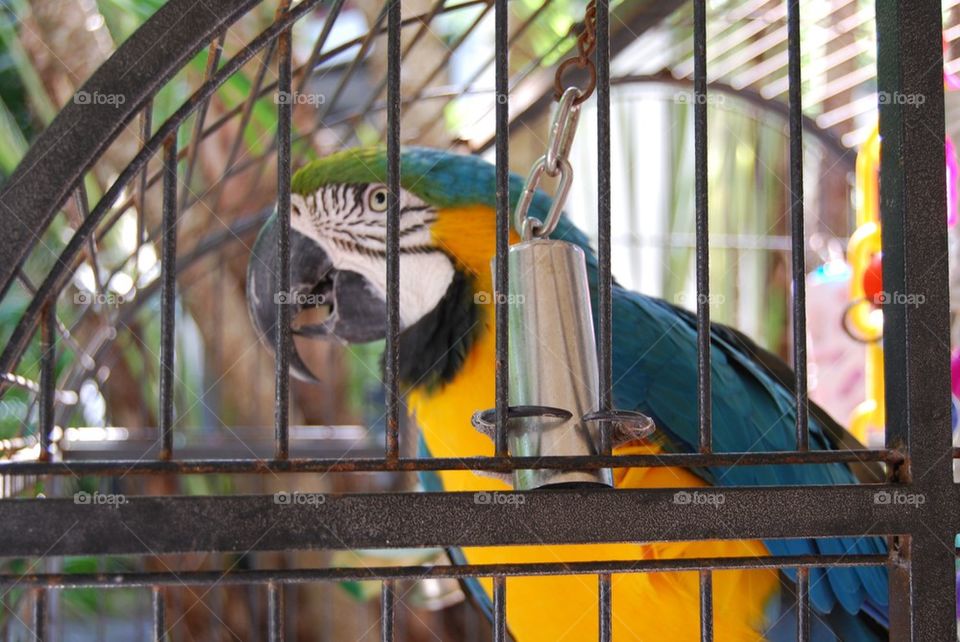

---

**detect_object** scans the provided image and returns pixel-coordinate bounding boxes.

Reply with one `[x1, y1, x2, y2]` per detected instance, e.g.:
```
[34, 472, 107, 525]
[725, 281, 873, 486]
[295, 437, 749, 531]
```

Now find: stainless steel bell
[501, 238, 612, 489]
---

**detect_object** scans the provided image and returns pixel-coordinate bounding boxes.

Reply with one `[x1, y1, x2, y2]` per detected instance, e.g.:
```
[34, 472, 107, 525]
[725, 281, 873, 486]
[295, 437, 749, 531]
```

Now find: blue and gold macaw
[247, 146, 888, 641]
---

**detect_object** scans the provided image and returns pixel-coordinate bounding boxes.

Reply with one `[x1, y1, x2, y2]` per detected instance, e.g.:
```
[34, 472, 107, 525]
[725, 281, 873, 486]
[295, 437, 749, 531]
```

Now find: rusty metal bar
[268, 582, 284, 641]
[876, 1, 955, 639]
[153, 586, 166, 642]
[796, 567, 809, 642]
[494, 0, 509, 457]
[38, 303, 55, 462]
[693, 0, 711, 454]
[381, 580, 395, 642]
[699, 569, 712, 642]
[0, 555, 888, 589]
[158, 136, 178, 461]
[32, 588, 46, 642]
[597, 2, 614, 633]
[493, 576, 506, 642]
[787, 0, 809, 451]
[598, 572, 612, 642]
[274, 4, 293, 461]
[0, 448, 902, 476]
[0, 489, 949, 558]
[385, 0, 401, 463]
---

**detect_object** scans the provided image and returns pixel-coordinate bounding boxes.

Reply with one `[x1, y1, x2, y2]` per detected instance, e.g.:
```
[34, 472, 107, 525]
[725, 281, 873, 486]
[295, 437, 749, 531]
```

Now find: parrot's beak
[246, 214, 387, 382]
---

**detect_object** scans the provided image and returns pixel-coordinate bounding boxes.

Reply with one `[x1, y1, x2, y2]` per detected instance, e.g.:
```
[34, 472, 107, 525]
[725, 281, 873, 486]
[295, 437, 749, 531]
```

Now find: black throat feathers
[393, 269, 483, 392]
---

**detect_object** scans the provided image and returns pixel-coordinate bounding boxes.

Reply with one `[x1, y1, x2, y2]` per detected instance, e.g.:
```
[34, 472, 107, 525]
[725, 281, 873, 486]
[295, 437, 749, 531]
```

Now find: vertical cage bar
[786, 0, 808, 451]
[384, 0, 401, 463]
[876, 1, 955, 639]
[692, 0, 711, 453]
[493, 0, 509, 457]
[158, 136, 178, 461]
[152, 586, 166, 642]
[596, 3, 613, 635]
[381, 580, 396, 642]
[38, 302, 55, 462]
[268, 582, 284, 642]
[886, 536, 912, 641]
[698, 570, 712, 642]
[32, 588, 46, 642]
[598, 572, 612, 642]
[274, 9, 293, 461]
[493, 576, 506, 642]
[796, 567, 809, 642]
[596, 0, 612, 456]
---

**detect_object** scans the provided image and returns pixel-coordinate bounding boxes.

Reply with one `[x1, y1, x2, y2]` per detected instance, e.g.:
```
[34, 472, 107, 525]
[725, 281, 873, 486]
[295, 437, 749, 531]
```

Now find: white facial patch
[290, 185, 455, 329]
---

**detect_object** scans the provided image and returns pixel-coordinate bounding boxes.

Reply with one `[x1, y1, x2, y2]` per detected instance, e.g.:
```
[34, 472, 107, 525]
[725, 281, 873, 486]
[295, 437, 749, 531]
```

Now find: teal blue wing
[402, 147, 888, 637]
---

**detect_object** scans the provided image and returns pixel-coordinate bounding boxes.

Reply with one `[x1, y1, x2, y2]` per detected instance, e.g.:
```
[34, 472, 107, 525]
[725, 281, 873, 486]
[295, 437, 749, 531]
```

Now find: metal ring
[514, 157, 546, 238]
[521, 216, 543, 241]
[536, 158, 572, 238]
[553, 58, 596, 105]
[544, 87, 582, 174]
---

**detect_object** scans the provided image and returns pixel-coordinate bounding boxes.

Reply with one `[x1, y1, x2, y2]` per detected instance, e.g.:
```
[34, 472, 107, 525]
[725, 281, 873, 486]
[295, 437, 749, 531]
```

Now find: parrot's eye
[367, 186, 389, 213]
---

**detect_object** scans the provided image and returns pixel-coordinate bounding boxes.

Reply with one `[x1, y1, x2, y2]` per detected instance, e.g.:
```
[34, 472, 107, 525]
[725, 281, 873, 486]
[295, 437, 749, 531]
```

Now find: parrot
[246, 146, 889, 641]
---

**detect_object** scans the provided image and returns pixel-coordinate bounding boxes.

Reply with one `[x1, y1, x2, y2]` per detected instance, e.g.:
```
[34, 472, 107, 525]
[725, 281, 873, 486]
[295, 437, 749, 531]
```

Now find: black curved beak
[246, 214, 387, 382]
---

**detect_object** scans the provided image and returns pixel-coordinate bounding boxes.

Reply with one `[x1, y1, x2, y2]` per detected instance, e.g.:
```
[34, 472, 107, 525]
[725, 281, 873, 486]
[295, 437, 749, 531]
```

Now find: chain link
[553, 0, 597, 106]
[514, 87, 581, 241]
[514, 2, 598, 241]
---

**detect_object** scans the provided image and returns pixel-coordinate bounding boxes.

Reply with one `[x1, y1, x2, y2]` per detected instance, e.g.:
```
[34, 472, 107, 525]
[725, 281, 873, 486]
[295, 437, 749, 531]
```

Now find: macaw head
[247, 146, 525, 384]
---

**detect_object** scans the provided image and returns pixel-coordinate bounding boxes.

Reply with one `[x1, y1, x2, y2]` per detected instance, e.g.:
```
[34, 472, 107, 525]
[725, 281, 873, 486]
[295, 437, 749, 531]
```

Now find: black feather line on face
[394, 268, 481, 392]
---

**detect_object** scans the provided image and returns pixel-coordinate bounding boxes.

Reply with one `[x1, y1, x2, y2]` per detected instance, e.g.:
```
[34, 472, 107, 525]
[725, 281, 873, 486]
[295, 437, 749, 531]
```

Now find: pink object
[946, 136, 959, 226]
[952, 348, 960, 400]
[945, 71, 960, 92]
[945, 64, 960, 91]
[806, 263, 865, 423]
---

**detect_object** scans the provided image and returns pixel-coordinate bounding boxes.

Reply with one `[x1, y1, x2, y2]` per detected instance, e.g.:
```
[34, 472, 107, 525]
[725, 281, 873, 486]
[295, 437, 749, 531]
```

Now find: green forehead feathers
[291, 146, 503, 211]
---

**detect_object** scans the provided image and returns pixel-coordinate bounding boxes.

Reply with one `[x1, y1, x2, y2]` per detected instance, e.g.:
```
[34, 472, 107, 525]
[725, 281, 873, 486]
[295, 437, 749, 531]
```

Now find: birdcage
[0, 1, 956, 640]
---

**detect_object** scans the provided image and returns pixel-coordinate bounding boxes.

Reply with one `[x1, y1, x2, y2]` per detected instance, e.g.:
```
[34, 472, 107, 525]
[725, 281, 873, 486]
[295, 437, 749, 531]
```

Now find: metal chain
[514, 2, 598, 241]
[514, 87, 582, 240]
[553, 0, 597, 106]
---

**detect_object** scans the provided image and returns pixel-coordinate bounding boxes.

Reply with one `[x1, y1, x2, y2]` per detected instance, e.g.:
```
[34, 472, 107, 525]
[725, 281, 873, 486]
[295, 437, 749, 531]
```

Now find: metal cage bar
[380, 580, 396, 642]
[38, 303, 55, 462]
[152, 586, 166, 642]
[698, 569, 712, 642]
[158, 136, 179, 461]
[693, 0, 712, 454]
[0, 554, 890, 588]
[876, 1, 955, 639]
[796, 566, 810, 642]
[493, 576, 507, 642]
[275, 2, 294, 461]
[494, 0, 510, 458]
[385, 0, 402, 464]
[787, 0, 809, 451]
[268, 581, 284, 641]
[596, 2, 614, 638]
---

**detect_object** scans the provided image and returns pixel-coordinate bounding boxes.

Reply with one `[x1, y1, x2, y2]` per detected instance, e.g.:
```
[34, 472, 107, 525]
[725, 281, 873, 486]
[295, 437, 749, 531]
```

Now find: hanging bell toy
[473, 88, 655, 490]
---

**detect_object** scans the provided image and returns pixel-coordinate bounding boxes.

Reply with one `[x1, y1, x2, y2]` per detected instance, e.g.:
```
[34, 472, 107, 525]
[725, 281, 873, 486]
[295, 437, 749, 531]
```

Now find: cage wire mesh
[0, 0, 956, 640]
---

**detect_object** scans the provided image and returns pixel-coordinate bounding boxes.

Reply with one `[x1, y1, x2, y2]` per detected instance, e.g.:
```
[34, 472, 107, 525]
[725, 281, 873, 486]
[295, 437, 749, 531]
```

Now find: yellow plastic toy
[846, 122, 885, 444]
